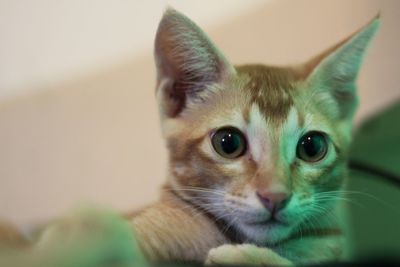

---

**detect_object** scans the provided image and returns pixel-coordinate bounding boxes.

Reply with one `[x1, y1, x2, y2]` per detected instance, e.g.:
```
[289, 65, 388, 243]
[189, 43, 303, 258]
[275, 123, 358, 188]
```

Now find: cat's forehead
[235, 65, 297, 124]
[180, 64, 301, 130]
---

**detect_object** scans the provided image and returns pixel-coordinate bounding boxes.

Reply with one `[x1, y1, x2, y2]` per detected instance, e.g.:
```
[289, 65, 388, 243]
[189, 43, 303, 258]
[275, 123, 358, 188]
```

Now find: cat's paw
[205, 244, 293, 266]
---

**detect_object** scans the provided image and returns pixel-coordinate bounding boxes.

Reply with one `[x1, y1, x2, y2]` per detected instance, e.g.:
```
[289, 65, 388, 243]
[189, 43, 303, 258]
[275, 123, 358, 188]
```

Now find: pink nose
[256, 191, 291, 212]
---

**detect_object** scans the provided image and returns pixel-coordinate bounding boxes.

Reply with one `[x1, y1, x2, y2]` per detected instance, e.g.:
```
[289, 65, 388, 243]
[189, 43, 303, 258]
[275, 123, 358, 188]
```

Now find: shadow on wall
[0, 0, 399, 228]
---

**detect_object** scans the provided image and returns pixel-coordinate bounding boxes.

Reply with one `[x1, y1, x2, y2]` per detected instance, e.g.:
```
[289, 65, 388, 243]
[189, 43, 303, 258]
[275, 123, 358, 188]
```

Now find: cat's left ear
[300, 16, 380, 121]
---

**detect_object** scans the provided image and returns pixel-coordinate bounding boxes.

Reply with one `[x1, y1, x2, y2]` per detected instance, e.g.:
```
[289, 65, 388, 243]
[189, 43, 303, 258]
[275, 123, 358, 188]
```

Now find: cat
[128, 8, 379, 266]
[0, 8, 379, 267]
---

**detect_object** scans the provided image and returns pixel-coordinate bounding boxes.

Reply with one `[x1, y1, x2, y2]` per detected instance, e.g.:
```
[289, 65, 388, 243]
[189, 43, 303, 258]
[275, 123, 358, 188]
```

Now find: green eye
[296, 131, 328, 162]
[211, 127, 246, 159]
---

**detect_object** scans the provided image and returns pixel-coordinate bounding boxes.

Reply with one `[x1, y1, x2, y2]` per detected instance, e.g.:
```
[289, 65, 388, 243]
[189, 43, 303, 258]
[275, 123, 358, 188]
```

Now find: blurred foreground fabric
[0, 209, 147, 267]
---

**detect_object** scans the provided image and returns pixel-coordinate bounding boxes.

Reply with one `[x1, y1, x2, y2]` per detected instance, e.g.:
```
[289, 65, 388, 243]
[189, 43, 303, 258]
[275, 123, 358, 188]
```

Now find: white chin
[236, 221, 293, 245]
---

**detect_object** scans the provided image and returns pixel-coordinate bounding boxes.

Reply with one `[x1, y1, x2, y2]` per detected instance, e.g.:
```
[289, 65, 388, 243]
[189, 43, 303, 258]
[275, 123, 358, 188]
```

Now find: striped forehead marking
[237, 64, 295, 123]
[246, 104, 271, 164]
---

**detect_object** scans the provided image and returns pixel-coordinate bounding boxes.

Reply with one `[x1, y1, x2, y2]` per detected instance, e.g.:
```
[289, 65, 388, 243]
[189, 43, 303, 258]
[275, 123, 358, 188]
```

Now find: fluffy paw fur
[205, 244, 293, 266]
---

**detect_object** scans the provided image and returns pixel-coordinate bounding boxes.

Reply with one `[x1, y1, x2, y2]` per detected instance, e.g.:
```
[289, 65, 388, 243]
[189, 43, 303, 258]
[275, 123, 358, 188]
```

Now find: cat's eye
[296, 131, 328, 162]
[211, 127, 246, 159]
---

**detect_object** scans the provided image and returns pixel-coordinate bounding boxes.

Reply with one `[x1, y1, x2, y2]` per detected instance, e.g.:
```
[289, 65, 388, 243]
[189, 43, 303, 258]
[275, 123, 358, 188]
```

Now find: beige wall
[0, 0, 399, 226]
[0, 0, 267, 99]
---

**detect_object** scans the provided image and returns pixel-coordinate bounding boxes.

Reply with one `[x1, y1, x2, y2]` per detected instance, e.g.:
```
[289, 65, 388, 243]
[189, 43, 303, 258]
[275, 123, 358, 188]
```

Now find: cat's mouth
[243, 209, 290, 227]
[236, 216, 293, 245]
[245, 217, 289, 227]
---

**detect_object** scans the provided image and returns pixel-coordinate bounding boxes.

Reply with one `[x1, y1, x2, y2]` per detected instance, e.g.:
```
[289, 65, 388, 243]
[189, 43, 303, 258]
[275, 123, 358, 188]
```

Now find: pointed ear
[301, 16, 380, 121]
[154, 9, 235, 118]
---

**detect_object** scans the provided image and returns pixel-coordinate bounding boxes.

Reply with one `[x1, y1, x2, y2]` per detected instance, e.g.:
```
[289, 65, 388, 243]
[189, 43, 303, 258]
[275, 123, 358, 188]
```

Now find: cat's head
[154, 9, 379, 244]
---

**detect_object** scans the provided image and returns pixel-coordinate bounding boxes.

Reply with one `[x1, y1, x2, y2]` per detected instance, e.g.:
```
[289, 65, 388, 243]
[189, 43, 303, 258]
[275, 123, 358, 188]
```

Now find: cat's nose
[256, 191, 291, 212]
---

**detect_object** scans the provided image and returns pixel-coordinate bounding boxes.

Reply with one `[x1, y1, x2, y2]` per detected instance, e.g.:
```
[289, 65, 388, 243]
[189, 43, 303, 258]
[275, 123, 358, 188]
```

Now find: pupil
[303, 135, 323, 157]
[221, 133, 240, 154]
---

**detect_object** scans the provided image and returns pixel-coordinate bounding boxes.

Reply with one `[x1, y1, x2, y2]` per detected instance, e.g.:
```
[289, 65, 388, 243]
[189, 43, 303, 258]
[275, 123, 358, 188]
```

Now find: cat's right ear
[154, 9, 235, 118]
[299, 17, 380, 122]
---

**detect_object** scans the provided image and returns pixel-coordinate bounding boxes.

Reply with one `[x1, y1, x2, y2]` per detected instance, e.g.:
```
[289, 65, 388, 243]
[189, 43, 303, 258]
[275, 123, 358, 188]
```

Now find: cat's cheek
[172, 162, 192, 178]
[197, 136, 249, 182]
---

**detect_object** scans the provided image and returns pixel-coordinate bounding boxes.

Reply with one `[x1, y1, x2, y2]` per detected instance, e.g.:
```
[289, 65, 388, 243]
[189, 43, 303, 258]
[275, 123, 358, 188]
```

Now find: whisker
[320, 197, 365, 210]
[315, 189, 399, 212]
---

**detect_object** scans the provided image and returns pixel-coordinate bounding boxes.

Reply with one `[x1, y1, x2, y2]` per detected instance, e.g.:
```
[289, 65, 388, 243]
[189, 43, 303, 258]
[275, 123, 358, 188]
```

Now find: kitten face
[162, 66, 348, 244]
[154, 9, 379, 244]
